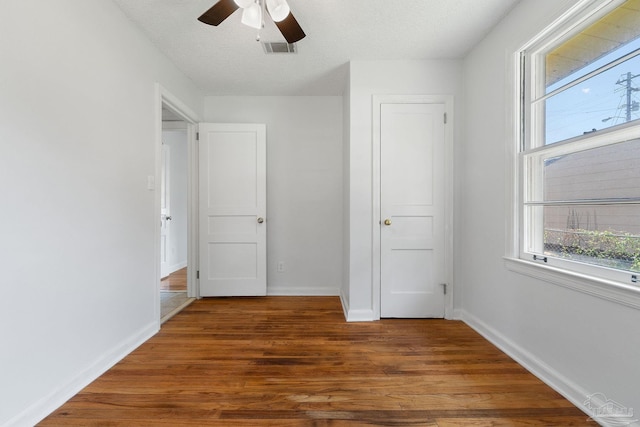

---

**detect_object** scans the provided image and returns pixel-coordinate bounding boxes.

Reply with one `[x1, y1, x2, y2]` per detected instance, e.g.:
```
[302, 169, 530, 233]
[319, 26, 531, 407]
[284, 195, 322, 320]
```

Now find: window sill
[504, 257, 640, 310]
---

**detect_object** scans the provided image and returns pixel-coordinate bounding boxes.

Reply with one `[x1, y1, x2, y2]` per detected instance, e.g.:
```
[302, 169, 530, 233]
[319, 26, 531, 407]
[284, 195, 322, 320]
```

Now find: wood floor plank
[160, 267, 187, 291]
[40, 297, 591, 426]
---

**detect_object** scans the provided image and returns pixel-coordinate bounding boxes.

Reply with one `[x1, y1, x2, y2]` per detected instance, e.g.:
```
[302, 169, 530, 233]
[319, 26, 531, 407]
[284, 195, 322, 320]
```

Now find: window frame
[506, 0, 640, 307]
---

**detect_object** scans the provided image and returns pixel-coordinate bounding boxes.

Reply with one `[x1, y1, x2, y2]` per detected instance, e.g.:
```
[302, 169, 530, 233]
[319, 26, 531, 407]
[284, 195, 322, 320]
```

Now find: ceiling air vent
[262, 42, 297, 54]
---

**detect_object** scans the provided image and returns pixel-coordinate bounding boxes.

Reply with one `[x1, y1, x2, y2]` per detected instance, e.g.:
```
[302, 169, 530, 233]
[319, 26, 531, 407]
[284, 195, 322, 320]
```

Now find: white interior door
[199, 123, 267, 296]
[160, 144, 171, 279]
[380, 103, 446, 318]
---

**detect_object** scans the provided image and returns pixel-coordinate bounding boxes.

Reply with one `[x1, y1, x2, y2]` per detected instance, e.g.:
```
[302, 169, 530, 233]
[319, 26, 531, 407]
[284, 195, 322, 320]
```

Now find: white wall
[162, 129, 189, 273]
[460, 0, 640, 418]
[343, 60, 464, 321]
[0, 1, 202, 425]
[203, 96, 343, 295]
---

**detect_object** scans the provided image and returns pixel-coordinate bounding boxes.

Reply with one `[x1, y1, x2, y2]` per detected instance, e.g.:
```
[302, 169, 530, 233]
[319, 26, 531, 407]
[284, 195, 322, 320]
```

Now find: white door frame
[154, 84, 200, 324]
[372, 94, 455, 320]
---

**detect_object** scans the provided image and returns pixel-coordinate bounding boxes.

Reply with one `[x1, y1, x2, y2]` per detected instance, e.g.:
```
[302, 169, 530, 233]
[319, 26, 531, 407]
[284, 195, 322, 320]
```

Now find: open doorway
[160, 109, 193, 322]
[155, 85, 199, 325]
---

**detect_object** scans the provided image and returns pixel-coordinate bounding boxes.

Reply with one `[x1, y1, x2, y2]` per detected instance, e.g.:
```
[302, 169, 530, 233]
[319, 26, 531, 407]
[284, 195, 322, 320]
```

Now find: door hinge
[196, 132, 199, 141]
[441, 283, 447, 295]
[197, 270, 200, 279]
[444, 113, 447, 124]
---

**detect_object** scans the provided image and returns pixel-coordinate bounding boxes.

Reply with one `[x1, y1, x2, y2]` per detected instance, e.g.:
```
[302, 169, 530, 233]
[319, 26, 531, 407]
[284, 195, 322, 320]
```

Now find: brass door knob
[384, 219, 392, 226]
[257, 217, 264, 224]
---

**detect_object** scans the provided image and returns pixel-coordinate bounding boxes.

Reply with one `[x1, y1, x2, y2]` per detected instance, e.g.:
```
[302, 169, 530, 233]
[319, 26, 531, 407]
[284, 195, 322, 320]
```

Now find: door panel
[199, 123, 266, 296]
[380, 103, 445, 318]
[207, 132, 257, 207]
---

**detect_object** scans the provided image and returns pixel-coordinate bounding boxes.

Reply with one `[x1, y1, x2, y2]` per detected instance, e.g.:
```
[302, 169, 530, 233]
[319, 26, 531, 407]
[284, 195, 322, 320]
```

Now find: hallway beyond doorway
[160, 268, 191, 323]
[160, 267, 187, 291]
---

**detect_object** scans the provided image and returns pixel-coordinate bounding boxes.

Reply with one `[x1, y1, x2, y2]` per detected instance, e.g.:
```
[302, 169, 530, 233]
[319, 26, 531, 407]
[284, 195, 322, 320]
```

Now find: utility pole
[615, 72, 640, 122]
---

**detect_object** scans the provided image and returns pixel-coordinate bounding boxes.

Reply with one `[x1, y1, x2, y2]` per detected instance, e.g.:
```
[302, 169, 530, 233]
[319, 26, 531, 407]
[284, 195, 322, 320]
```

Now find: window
[519, 0, 640, 285]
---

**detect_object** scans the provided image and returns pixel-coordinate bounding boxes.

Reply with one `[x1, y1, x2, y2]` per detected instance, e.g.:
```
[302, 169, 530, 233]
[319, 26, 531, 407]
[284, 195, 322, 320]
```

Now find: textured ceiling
[113, 0, 521, 95]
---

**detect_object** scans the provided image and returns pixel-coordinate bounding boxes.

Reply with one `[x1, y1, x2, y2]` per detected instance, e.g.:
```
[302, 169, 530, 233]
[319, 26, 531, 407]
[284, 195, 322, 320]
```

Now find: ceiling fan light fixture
[198, 0, 304, 43]
[266, 0, 290, 22]
[234, 0, 254, 8]
[241, 2, 262, 29]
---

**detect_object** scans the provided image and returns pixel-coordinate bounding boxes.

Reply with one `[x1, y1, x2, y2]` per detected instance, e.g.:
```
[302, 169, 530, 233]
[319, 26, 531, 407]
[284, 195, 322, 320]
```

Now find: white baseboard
[7, 321, 159, 427]
[339, 290, 373, 321]
[460, 310, 595, 422]
[267, 286, 340, 296]
[339, 288, 376, 322]
[339, 289, 350, 321]
[345, 309, 376, 322]
[168, 261, 187, 274]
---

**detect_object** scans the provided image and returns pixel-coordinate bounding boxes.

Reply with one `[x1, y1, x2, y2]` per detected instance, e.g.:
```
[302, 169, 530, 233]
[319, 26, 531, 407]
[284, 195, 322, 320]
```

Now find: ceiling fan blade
[198, 0, 239, 26]
[274, 12, 306, 43]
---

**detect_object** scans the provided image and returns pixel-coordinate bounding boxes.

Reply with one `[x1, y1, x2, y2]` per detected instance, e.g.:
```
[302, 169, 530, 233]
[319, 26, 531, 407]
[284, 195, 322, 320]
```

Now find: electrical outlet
[277, 261, 285, 272]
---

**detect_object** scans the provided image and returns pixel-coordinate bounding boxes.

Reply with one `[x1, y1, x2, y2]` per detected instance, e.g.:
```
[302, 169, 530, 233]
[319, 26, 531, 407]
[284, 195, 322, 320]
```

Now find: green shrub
[544, 228, 640, 272]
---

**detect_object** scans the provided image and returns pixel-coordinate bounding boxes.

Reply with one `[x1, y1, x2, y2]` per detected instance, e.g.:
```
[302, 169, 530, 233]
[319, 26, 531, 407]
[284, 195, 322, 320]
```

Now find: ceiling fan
[198, 0, 306, 43]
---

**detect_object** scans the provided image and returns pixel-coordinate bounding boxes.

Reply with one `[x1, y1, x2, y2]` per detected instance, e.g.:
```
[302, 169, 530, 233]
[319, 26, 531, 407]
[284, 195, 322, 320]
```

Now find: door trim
[372, 94, 455, 320]
[155, 84, 200, 326]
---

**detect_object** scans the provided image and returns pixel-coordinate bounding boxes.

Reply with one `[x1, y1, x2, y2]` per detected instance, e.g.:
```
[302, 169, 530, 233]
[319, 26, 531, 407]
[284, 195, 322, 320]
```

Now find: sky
[544, 37, 640, 144]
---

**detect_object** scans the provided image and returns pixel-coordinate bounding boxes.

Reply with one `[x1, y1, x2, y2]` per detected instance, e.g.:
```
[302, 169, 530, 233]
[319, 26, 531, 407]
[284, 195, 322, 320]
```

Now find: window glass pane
[545, 0, 640, 91]
[544, 54, 640, 144]
[547, 41, 640, 94]
[543, 138, 640, 201]
[542, 204, 640, 272]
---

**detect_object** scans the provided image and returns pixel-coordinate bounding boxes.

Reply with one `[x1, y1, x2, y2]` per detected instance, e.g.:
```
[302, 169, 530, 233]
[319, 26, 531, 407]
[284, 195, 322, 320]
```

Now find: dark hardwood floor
[40, 297, 592, 426]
